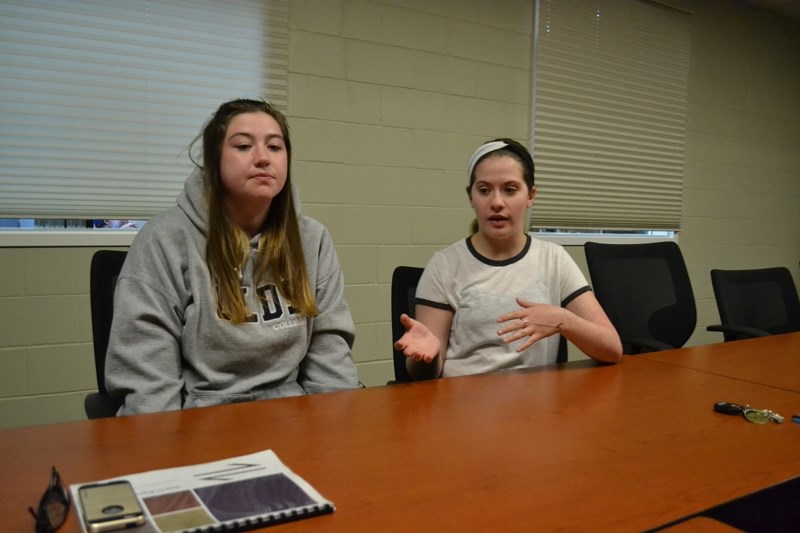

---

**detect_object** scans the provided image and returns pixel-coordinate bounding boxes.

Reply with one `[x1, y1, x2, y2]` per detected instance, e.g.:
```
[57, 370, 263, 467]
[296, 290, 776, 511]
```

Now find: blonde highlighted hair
[191, 99, 317, 323]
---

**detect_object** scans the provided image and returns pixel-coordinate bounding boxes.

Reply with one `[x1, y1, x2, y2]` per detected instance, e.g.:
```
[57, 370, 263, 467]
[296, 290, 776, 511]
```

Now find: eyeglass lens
[29, 467, 70, 533]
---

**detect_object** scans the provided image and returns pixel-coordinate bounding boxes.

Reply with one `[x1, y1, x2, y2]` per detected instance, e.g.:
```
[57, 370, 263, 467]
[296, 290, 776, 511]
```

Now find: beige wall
[679, 0, 800, 342]
[1, 0, 798, 429]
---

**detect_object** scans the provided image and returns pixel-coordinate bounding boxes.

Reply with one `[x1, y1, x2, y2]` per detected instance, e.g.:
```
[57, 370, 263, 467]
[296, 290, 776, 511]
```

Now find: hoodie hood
[176, 167, 303, 236]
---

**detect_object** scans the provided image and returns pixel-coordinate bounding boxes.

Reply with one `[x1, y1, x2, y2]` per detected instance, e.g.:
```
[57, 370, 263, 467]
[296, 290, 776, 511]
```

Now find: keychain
[713, 401, 783, 424]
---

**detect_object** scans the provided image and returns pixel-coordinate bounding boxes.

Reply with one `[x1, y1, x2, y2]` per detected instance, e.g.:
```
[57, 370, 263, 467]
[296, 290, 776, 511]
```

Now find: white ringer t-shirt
[415, 235, 590, 377]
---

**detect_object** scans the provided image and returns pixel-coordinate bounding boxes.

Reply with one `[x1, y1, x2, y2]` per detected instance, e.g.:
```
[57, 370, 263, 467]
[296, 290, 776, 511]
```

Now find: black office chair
[706, 267, 800, 342]
[84, 250, 127, 419]
[584, 241, 696, 354]
[389, 266, 569, 384]
[390, 266, 424, 383]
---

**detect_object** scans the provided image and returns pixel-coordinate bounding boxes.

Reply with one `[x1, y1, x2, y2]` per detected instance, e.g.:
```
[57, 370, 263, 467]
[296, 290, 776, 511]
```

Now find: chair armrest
[706, 324, 771, 340]
[84, 392, 122, 419]
[623, 337, 676, 354]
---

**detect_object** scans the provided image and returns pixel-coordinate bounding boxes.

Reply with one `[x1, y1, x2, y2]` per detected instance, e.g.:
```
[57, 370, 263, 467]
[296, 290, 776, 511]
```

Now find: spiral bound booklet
[69, 449, 334, 533]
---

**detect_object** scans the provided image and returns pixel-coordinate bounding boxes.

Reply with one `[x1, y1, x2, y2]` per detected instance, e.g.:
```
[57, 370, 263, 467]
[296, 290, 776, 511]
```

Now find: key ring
[713, 401, 783, 424]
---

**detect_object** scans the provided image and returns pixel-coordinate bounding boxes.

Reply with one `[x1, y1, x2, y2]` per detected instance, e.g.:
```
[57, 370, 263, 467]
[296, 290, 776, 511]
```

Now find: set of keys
[713, 401, 784, 424]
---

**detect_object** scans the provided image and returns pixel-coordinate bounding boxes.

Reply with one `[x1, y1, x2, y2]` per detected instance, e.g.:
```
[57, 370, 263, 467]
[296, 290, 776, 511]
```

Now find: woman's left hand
[497, 297, 565, 352]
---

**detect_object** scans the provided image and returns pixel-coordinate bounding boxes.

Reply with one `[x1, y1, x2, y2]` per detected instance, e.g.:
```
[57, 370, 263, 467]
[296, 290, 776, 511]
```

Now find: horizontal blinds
[531, 0, 690, 231]
[0, 0, 288, 219]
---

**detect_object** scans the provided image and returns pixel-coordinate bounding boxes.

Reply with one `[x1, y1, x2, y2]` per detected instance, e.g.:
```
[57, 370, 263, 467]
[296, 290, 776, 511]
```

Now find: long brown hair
[191, 98, 317, 323]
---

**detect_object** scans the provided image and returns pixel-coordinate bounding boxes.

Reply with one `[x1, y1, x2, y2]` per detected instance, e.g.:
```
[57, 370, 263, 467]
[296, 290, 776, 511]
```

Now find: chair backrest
[390, 265, 569, 382]
[86, 250, 127, 418]
[391, 266, 424, 383]
[710, 267, 800, 342]
[584, 241, 696, 354]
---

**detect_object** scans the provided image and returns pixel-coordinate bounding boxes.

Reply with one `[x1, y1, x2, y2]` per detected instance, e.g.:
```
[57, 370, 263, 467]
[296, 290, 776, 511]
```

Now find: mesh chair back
[584, 241, 696, 354]
[86, 250, 127, 418]
[391, 266, 424, 383]
[710, 267, 800, 341]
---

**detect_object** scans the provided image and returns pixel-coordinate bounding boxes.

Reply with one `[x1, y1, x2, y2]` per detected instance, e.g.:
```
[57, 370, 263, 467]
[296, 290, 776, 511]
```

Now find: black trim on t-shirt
[414, 297, 453, 312]
[465, 234, 532, 266]
[562, 285, 591, 307]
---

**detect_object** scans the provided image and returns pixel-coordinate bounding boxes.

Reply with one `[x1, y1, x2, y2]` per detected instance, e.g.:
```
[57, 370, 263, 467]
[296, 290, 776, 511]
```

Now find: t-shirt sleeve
[556, 245, 591, 306]
[414, 252, 453, 311]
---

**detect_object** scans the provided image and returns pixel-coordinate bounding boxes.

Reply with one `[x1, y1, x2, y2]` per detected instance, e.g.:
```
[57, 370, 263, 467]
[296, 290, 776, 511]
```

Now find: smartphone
[78, 480, 145, 532]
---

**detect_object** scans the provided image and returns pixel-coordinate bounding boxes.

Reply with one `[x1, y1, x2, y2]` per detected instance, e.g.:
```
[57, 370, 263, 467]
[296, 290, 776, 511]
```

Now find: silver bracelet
[523, 308, 566, 329]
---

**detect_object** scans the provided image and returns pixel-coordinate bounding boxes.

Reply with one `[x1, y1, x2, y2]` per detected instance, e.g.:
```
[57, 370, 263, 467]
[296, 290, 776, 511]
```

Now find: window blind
[0, 0, 288, 219]
[530, 0, 690, 231]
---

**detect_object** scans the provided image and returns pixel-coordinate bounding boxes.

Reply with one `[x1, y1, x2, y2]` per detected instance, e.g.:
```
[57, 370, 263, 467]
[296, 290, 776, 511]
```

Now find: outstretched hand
[394, 313, 441, 363]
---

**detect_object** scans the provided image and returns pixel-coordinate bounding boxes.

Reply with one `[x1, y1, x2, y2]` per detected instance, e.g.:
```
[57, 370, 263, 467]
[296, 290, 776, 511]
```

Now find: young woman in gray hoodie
[106, 99, 359, 415]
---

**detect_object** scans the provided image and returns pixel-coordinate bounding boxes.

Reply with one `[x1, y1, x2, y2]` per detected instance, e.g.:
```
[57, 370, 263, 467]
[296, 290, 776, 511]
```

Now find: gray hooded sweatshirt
[106, 169, 358, 415]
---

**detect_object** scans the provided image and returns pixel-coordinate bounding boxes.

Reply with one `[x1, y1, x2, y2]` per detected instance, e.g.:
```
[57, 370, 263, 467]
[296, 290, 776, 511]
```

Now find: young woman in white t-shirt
[395, 139, 622, 380]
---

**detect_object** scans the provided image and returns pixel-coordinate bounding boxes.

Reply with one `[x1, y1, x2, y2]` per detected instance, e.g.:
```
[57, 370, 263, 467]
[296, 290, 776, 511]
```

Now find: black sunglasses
[28, 467, 71, 533]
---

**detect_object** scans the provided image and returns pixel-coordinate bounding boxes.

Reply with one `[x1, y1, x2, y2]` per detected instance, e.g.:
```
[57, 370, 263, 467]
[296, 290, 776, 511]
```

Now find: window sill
[532, 232, 678, 246]
[0, 229, 676, 248]
[0, 230, 138, 248]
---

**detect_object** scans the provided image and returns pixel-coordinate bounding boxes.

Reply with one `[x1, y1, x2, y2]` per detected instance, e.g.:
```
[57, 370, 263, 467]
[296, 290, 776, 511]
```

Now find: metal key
[763, 410, 784, 424]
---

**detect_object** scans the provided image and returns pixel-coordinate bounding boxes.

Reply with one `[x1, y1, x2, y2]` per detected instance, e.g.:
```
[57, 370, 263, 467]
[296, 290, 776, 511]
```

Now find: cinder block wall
[0, 0, 798, 429]
[679, 1, 800, 345]
[0, 247, 108, 427]
[287, 0, 534, 386]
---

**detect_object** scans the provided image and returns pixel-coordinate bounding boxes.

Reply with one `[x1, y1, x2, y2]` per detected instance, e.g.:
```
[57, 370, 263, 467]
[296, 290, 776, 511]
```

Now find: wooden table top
[641, 332, 800, 393]
[2, 335, 799, 532]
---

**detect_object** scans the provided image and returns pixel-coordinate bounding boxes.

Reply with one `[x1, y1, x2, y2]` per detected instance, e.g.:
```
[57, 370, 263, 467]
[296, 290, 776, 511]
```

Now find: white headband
[467, 141, 509, 184]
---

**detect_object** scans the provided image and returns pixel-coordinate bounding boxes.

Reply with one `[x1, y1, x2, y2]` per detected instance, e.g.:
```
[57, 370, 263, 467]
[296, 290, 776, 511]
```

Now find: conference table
[641, 332, 800, 393]
[2, 334, 799, 532]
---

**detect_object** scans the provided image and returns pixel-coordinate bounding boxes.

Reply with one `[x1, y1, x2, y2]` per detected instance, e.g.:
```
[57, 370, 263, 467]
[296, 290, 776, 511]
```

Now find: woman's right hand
[394, 313, 441, 363]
